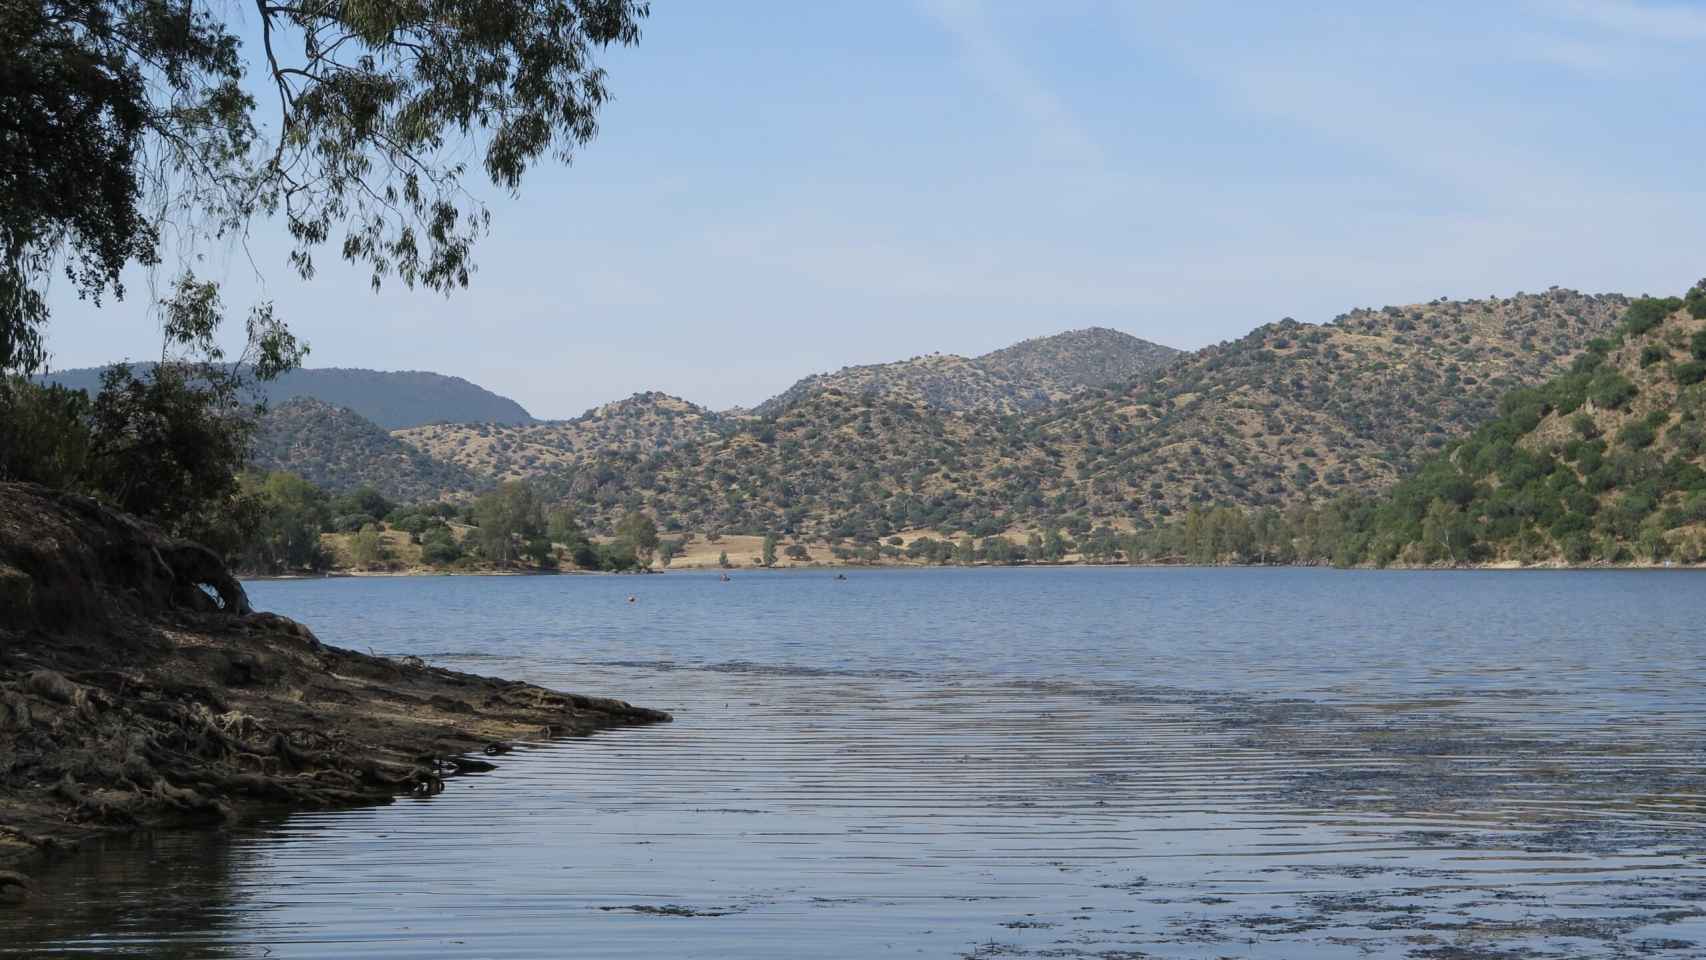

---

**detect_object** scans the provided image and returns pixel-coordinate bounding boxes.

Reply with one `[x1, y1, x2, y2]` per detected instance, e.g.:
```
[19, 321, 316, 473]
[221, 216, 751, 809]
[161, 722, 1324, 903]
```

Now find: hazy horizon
[39, 2, 1706, 419]
[39, 321, 1196, 419]
[34, 293, 1612, 421]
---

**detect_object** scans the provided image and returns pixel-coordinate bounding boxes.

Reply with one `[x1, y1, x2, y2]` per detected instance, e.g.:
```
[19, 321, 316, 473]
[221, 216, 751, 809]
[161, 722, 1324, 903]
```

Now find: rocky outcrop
[0, 483, 250, 629]
[0, 482, 668, 901]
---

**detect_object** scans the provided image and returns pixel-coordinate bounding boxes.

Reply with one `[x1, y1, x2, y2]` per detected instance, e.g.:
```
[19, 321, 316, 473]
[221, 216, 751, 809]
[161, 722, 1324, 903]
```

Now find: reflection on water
[4, 568, 1705, 958]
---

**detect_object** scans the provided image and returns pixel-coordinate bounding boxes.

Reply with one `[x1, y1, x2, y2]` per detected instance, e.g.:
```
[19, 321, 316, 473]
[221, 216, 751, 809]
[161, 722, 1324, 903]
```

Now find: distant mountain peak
[391, 389, 726, 484]
[575, 391, 713, 423]
[750, 328, 1181, 418]
[37, 365, 533, 430]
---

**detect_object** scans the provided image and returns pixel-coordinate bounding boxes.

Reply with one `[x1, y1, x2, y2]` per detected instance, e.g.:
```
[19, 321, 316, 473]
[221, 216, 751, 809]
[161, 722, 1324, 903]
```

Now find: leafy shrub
[597, 542, 639, 571]
[84, 363, 257, 537]
[1560, 533, 1592, 563]
[1675, 361, 1706, 386]
[1618, 420, 1657, 450]
[332, 486, 396, 522]
[1584, 465, 1616, 493]
[333, 513, 378, 533]
[524, 537, 556, 568]
[1588, 370, 1636, 410]
[1615, 492, 1657, 525]
[1687, 279, 1706, 320]
[1621, 297, 1680, 337]
[0, 377, 90, 487]
[421, 536, 463, 565]
[350, 524, 389, 569]
[392, 513, 432, 536]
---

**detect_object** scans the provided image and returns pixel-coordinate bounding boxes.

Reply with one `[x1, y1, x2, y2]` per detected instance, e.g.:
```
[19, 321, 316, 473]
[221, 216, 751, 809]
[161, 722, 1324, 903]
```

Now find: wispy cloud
[1550, 0, 1706, 41]
[1210, 65, 1588, 211]
[917, 0, 1106, 170]
[1512, 34, 1625, 69]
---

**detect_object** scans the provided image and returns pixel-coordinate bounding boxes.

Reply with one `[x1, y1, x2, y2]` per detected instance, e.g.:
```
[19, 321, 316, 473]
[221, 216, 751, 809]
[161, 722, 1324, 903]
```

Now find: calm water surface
[4, 567, 1706, 958]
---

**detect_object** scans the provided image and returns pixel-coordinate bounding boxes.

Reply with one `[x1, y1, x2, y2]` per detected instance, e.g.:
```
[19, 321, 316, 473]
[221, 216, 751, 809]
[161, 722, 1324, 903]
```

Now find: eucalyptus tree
[3, 0, 650, 373]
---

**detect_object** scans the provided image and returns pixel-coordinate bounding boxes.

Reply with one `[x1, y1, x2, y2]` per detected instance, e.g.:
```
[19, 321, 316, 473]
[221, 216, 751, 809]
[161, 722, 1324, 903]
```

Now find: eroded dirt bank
[0, 482, 669, 902]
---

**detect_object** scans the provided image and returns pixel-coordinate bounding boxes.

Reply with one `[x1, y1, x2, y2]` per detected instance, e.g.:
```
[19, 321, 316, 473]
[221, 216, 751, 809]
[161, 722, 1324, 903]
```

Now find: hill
[234, 291, 1631, 537]
[393, 392, 725, 483]
[250, 398, 479, 501]
[977, 327, 1183, 392]
[38, 366, 533, 430]
[552, 390, 1029, 537]
[547, 291, 1627, 537]
[1350, 285, 1706, 565]
[749, 327, 1181, 417]
[1029, 288, 1629, 519]
[1123, 284, 1706, 566]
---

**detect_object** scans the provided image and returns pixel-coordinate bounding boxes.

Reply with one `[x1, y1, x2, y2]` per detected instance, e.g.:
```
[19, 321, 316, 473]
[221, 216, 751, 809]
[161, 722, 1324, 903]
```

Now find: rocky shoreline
[0, 483, 669, 903]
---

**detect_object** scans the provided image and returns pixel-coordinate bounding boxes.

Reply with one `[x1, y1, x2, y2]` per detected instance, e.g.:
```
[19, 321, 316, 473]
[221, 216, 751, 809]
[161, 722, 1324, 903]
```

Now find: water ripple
[4, 568, 1705, 959]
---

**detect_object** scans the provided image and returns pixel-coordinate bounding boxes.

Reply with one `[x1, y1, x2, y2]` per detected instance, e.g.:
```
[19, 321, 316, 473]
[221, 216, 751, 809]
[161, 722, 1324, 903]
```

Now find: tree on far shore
[616, 510, 659, 567]
[474, 481, 543, 565]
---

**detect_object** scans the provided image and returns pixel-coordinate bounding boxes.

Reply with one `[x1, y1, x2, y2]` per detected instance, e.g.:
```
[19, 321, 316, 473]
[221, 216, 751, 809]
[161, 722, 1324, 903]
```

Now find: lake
[4, 567, 1705, 958]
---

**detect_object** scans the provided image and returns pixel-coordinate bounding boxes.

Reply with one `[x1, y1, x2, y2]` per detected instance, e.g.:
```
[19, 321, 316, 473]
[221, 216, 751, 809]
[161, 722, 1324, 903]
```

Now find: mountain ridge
[37, 365, 534, 430]
[236, 291, 1635, 540]
[393, 391, 726, 483]
[748, 327, 1182, 417]
[1124, 283, 1706, 567]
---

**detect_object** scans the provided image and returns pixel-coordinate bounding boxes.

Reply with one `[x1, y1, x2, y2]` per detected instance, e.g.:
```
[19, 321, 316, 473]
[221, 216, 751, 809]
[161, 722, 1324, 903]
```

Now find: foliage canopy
[2, 0, 648, 374]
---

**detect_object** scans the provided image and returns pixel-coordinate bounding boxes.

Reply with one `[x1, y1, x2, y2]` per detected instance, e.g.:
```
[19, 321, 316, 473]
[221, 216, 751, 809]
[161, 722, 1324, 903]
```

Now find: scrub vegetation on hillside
[1124, 282, 1706, 566]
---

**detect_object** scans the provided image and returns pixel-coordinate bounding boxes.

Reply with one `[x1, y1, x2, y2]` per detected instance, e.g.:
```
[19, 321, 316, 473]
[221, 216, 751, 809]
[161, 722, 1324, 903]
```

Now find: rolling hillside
[750, 327, 1181, 417]
[546, 290, 1628, 536]
[1030, 288, 1629, 518]
[384, 329, 1181, 485]
[250, 398, 479, 501]
[393, 392, 726, 483]
[1355, 286, 1706, 564]
[1124, 284, 1706, 567]
[242, 291, 1631, 539]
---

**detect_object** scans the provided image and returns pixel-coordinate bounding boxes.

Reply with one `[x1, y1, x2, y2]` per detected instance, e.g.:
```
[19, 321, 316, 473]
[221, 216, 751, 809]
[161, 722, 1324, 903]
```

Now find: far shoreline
[241, 558, 1706, 582]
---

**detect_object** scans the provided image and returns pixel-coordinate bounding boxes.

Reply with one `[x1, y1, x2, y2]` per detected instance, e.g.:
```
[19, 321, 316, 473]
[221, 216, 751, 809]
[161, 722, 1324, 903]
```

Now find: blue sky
[41, 0, 1706, 418]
